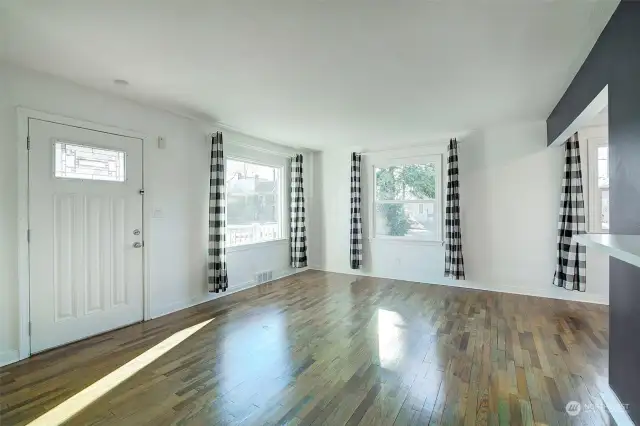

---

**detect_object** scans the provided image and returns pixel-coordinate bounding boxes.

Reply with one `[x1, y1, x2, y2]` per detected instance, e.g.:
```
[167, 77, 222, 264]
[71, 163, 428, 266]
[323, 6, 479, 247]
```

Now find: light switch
[158, 136, 167, 149]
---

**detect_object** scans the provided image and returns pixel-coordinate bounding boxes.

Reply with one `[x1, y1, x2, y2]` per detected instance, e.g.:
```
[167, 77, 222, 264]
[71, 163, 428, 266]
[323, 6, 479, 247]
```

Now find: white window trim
[370, 154, 444, 244]
[585, 136, 609, 234]
[226, 238, 289, 253]
[368, 236, 444, 246]
[225, 155, 287, 249]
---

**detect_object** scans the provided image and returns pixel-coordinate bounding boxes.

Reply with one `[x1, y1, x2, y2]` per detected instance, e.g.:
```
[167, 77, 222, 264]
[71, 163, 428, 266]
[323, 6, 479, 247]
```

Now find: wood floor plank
[0, 271, 614, 426]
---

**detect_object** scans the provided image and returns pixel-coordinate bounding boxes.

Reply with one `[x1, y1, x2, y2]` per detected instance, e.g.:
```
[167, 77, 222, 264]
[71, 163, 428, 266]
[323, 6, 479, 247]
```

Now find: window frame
[371, 154, 444, 244]
[586, 137, 609, 234]
[224, 155, 288, 250]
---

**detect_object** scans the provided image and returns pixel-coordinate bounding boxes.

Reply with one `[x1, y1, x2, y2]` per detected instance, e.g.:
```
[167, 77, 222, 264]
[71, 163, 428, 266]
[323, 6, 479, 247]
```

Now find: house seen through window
[226, 158, 283, 247]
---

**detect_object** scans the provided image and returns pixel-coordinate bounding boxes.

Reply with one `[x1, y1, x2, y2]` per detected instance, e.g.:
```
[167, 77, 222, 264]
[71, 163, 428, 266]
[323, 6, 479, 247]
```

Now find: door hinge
[28, 322, 32, 336]
[139, 189, 145, 195]
[27, 229, 30, 243]
[26, 136, 31, 150]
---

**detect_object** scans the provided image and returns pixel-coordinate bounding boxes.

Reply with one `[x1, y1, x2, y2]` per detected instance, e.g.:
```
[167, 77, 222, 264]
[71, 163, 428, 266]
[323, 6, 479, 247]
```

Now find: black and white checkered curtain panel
[350, 153, 363, 269]
[444, 138, 465, 280]
[553, 133, 586, 291]
[207, 132, 228, 293]
[290, 154, 308, 268]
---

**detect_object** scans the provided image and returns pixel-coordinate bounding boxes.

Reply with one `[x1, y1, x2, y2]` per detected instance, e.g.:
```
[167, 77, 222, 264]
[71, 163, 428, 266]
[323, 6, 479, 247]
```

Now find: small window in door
[54, 141, 126, 182]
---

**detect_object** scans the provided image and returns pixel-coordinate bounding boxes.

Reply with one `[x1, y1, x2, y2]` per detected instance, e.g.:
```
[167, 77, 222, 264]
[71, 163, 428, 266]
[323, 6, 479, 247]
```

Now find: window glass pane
[597, 146, 608, 160]
[375, 202, 438, 240]
[226, 159, 281, 247]
[54, 142, 125, 182]
[597, 146, 609, 188]
[375, 164, 437, 201]
[602, 188, 609, 230]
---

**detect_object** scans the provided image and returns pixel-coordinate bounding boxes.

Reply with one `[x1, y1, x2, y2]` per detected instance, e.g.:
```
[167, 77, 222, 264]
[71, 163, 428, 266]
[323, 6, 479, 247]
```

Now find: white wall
[0, 63, 607, 366]
[0, 64, 317, 364]
[578, 123, 610, 300]
[317, 121, 609, 305]
[317, 143, 449, 282]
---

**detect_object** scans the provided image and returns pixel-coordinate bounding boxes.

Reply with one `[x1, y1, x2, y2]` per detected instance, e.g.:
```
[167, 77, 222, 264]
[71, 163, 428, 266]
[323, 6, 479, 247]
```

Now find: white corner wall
[317, 121, 609, 305]
[0, 64, 317, 364]
[0, 63, 608, 366]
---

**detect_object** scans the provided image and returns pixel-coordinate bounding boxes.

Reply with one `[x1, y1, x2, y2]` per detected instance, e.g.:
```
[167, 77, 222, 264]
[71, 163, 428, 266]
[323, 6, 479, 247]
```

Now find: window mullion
[374, 199, 436, 204]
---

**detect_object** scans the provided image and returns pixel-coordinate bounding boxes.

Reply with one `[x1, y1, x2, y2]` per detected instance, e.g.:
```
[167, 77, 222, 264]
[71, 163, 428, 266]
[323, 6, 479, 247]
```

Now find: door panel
[29, 119, 144, 353]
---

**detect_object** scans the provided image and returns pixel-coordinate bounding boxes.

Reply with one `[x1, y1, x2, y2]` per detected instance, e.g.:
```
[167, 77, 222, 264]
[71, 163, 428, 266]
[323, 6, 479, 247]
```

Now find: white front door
[28, 119, 144, 353]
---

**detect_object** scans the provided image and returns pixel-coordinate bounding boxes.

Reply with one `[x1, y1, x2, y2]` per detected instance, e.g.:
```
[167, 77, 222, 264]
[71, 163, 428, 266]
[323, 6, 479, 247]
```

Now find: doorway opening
[17, 109, 151, 361]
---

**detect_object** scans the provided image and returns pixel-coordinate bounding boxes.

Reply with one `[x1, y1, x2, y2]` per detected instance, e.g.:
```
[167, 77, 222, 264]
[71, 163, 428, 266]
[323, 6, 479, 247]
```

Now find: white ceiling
[0, 0, 618, 149]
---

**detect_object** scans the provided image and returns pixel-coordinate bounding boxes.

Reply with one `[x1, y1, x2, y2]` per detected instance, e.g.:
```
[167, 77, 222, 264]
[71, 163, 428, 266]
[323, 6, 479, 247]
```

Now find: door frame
[16, 107, 152, 361]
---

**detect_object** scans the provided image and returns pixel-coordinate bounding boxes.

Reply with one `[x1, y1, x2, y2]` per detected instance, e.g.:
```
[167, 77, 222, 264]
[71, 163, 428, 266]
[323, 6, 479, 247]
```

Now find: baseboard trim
[151, 267, 310, 319]
[1, 269, 311, 368]
[0, 350, 19, 367]
[601, 388, 635, 426]
[441, 278, 609, 305]
[316, 267, 609, 305]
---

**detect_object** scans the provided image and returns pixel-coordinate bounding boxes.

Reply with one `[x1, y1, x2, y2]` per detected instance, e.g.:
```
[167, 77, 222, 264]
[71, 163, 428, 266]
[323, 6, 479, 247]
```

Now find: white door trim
[16, 107, 152, 362]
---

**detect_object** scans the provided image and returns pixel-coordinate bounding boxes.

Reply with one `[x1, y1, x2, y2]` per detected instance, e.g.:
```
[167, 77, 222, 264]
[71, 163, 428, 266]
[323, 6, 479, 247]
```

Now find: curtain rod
[211, 136, 303, 159]
[355, 138, 458, 156]
[358, 145, 452, 157]
[210, 126, 310, 157]
[230, 141, 297, 158]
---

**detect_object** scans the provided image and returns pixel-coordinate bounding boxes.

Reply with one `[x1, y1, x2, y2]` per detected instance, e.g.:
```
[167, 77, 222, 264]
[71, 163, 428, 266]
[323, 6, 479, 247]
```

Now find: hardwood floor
[0, 270, 614, 425]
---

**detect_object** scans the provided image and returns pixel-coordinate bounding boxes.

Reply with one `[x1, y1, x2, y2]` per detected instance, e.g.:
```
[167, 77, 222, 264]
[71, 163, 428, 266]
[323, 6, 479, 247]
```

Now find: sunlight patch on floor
[26, 318, 214, 426]
[377, 308, 406, 370]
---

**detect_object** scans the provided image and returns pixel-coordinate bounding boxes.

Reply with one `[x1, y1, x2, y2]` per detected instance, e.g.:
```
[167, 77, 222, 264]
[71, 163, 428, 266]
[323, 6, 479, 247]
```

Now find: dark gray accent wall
[546, 2, 640, 423]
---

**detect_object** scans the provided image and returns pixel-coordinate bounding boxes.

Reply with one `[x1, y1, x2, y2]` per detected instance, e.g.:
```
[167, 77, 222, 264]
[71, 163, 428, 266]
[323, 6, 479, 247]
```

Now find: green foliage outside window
[376, 164, 436, 236]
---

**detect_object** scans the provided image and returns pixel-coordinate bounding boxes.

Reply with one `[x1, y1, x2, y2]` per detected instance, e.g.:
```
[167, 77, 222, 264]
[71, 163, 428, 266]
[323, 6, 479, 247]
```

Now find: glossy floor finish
[0, 271, 614, 426]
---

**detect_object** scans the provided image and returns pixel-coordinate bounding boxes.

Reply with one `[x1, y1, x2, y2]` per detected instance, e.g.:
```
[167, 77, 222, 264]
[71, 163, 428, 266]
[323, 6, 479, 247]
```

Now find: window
[587, 140, 609, 233]
[373, 156, 442, 242]
[54, 142, 125, 182]
[225, 158, 284, 247]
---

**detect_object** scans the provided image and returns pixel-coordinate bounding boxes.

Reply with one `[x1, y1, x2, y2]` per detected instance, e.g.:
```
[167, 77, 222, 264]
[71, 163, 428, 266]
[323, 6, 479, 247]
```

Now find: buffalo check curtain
[207, 132, 228, 293]
[553, 133, 586, 291]
[350, 153, 363, 269]
[444, 138, 465, 280]
[290, 154, 308, 268]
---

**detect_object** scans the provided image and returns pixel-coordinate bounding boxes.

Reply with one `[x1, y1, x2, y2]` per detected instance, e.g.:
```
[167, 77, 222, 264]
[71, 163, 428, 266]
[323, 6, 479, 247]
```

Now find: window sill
[227, 238, 289, 253]
[368, 237, 443, 246]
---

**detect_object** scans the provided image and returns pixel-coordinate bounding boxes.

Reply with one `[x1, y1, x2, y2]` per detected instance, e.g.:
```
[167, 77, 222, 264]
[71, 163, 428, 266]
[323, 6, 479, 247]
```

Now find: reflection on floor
[0, 270, 613, 425]
[27, 319, 213, 426]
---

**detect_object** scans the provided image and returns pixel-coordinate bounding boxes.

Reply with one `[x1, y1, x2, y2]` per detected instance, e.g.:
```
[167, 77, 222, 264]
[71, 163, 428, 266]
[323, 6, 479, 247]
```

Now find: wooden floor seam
[0, 270, 614, 426]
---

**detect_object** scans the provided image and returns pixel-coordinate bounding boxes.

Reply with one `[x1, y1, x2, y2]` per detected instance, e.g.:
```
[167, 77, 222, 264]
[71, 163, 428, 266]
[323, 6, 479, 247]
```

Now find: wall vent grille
[255, 270, 274, 284]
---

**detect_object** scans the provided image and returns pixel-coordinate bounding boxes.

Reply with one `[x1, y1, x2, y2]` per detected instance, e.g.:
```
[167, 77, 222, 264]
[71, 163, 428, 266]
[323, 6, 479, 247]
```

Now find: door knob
[133, 242, 143, 248]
